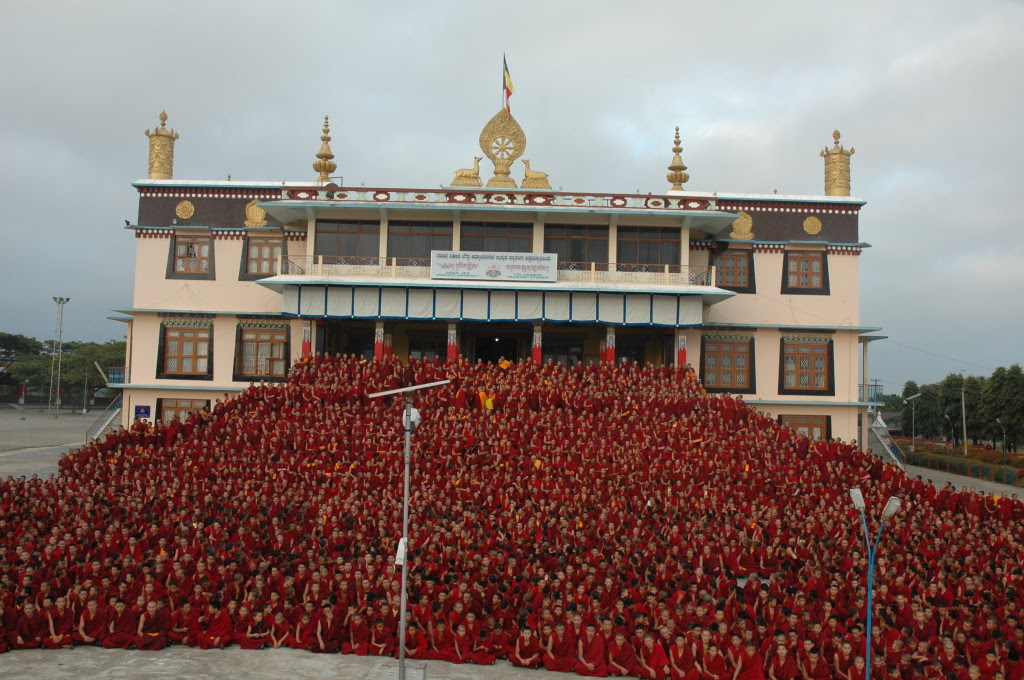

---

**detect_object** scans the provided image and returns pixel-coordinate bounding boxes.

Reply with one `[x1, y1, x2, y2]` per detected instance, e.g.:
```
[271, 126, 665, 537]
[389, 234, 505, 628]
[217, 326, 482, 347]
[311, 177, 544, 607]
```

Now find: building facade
[111, 111, 881, 444]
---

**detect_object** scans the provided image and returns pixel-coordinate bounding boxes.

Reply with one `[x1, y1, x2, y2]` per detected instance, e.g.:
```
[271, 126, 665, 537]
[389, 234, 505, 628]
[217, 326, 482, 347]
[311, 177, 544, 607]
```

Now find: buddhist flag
[503, 55, 515, 112]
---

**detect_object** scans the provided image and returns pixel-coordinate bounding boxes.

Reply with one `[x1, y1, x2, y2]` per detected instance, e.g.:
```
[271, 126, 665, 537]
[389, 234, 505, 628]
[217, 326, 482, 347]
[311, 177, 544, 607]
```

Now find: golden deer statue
[521, 159, 551, 190]
[450, 156, 483, 187]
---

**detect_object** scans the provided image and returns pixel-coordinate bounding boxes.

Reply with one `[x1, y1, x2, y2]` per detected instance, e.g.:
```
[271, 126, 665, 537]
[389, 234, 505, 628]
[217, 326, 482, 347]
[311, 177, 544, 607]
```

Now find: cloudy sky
[2, 0, 1021, 391]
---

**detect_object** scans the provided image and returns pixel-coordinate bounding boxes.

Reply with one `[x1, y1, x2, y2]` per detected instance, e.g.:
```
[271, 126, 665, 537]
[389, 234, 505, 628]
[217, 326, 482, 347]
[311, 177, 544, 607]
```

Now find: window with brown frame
[782, 250, 829, 294]
[460, 221, 532, 253]
[158, 398, 209, 423]
[616, 226, 680, 268]
[160, 327, 211, 378]
[544, 224, 609, 268]
[702, 338, 754, 392]
[780, 339, 833, 394]
[780, 414, 830, 440]
[245, 238, 283, 276]
[713, 249, 755, 292]
[235, 328, 288, 380]
[387, 221, 453, 261]
[173, 236, 212, 274]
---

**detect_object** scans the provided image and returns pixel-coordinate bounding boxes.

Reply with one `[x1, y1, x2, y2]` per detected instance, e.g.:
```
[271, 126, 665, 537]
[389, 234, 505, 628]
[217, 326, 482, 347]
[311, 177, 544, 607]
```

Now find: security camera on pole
[369, 378, 450, 680]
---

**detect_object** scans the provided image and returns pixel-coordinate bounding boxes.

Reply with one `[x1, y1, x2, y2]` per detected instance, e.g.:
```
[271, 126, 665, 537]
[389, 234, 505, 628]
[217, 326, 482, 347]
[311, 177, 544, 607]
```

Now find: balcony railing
[279, 256, 715, 287]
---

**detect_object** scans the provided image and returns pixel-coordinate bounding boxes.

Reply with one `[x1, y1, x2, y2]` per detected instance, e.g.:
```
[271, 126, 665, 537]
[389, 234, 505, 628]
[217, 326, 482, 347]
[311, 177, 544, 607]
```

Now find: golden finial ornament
[313, 115, 337, 184]
[479, 109, 527, 188]
[144, 111, 180, 180]
[666, 127, 690, 192]
[820, 130, 855, 196]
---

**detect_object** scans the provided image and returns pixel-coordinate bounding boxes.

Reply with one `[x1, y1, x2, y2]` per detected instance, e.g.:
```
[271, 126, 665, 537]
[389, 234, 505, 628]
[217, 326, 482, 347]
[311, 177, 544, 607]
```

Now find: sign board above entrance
[430, 250, 557, 283]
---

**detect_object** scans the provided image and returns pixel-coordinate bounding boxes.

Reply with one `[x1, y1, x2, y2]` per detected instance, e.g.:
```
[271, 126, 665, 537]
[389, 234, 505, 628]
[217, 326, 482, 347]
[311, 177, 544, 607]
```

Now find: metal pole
[859, 512, 872, 680]
[398, 394, 412, 680]
[960, 373, 968, 456]
[52, 297, 69, 419]
[913, 401, 921, 454]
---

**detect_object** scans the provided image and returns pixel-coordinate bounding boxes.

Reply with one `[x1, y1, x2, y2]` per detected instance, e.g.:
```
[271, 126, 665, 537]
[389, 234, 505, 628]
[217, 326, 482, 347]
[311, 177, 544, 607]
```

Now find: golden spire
[666, 126, 689, 192]
[313, 115, 337, 184]
[820, 129, 855, 196]
[144, 111, 180, 180]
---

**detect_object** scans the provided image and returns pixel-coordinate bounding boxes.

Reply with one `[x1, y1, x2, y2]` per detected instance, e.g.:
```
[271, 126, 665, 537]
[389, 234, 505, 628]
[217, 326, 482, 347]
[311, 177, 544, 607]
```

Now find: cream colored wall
[132, 234, 298, 313]
[126, 313, 304, 386]
[704, 251, 860, 327]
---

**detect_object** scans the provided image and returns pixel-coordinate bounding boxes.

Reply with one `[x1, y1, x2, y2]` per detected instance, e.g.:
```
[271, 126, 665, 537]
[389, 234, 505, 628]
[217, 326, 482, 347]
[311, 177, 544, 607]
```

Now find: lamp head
[403, 406, 421, 431]
[881, 497, 902, 520]
[849, 488, 866, 511]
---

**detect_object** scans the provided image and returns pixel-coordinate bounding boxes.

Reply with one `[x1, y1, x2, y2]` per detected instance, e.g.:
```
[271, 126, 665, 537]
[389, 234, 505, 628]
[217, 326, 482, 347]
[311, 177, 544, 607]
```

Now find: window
[158, 326, 212, 380]
[702, 338, 755, 393]
[243, 237, 283, 278]
[782, 250, 829, 294]
[461, 221, 532, 253]
[387, 221, 453, 261]
[544, 224, 609, 268]
[780, 338, 833, 395]
[158, 398, 209, 423]
[408, 331, 447, 361]
[235, 327, 289, 380]
[167, 235, 215, 280]
[315, 220, 380, 259]
[713, 249, 755, 293]
[616, 227, 680, 268]
[780, 414, 830, 440]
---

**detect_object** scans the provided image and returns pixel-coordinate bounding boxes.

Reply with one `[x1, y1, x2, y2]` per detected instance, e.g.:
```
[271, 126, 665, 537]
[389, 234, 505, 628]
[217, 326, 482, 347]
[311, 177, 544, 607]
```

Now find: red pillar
[301, 320, 312, 357]
[373, 321, 384, 361]
[605, 326, 616, 363]
[676, 332, 687, 367]
[384, 332, 393, 360]
[531, 324, 543, 365]
[446, 323, 458, 361]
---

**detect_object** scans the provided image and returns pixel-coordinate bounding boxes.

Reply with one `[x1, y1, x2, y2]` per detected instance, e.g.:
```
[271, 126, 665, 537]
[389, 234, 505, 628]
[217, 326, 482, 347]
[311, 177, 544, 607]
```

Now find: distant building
[110, 107, 882, 444]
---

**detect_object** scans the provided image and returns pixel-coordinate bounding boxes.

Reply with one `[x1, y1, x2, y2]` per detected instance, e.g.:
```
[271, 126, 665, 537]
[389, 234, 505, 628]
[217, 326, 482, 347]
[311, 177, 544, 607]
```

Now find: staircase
[867, 410, 905, 469]
[86, 394, 122, 442]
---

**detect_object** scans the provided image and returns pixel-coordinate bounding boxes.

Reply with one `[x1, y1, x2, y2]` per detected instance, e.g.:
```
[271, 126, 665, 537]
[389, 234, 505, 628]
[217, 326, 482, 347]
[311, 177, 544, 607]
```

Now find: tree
[915, 384, 942, 440]
[61, 341, 127, 387]
[898, 381, 920, 439]
[980, 364, 1024, 452]
[0, 332, 45, 355]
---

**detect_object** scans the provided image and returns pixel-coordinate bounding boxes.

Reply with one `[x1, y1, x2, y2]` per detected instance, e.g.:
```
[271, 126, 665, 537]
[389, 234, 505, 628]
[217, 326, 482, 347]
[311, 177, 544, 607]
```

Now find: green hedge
[907, 451, 1024, 487]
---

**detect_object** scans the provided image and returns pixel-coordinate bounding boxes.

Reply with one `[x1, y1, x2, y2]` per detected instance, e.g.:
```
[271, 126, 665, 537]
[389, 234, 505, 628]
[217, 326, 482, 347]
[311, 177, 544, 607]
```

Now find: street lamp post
[996, 418, 1007, 467]
[903, 393, 922, 452]
[48, 297, 70, 418]
[368, 378, 451, 680]
[849, 488, 901, 680]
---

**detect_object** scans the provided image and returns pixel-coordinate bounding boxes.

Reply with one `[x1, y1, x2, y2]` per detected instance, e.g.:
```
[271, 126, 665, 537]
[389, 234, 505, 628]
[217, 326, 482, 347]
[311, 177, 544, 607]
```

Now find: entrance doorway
[318, 323, 374, 359]
[474, 336, 519, 364]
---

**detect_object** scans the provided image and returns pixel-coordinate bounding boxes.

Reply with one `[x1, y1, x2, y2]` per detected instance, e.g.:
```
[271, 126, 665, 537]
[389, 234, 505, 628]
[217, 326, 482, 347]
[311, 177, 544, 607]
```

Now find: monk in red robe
[43, 596, 76, 649]
[102, 600, 137, 649]
[544, 620, 578, 672]
[196, 601, 233, 649]
[510, 627, 543, 668]
[134, 600, 169, 650]
[638, 633, 672, 680]
[609, 631, 642, 677]
[576, 623, 609, 677]
[73, 599, 107, 646]
[11, 602, 47, 650]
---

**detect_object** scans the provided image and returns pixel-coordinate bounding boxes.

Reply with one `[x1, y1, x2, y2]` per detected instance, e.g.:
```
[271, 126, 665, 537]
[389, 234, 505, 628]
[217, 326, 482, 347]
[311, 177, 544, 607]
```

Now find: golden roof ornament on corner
[820, 129, 855, 197]
[144, 111, 180, 180]
[313, 115, 337, 184]
[666, 126, 689, 192]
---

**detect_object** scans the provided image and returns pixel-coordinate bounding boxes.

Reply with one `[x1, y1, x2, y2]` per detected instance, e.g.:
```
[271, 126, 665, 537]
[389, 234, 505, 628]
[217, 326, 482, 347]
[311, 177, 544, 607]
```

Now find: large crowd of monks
[1, 354, 1023, 680]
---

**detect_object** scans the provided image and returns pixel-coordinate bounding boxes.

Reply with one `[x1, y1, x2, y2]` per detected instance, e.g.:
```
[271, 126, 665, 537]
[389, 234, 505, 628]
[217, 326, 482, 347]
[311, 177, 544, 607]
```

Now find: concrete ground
[0, 647, 564, 680]
[0, 409, 1020, 678]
